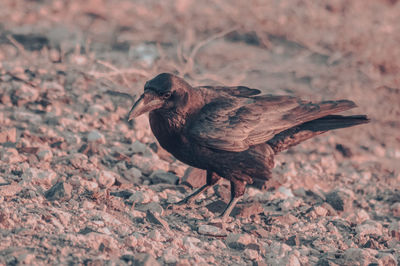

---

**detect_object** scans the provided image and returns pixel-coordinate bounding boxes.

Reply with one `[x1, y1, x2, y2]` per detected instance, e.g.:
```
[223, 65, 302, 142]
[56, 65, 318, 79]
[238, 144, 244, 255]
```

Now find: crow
[128, 73, 369, 220]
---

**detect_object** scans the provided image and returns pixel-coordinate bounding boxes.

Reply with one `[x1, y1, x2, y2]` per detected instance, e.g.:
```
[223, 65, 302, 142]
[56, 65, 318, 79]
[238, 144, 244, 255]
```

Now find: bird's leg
[176, 171, 220, 205]
[219, 179, 246, 221]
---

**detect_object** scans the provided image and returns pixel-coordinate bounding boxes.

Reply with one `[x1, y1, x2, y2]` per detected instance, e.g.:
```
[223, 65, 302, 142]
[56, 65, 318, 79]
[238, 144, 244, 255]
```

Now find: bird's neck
[154, 89, 204, 130]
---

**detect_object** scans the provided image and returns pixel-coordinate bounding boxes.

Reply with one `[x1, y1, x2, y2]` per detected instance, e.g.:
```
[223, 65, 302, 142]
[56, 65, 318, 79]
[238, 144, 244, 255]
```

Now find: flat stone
[343, 248, 376, 266]
[231, 201, 263, 218]
[131, 154, 169, 175]
[37, 149, 53, 161]
[150, 170, 179, 185]
[325, 189, 353, 212]
[389, 221, 400, 240]
[390, 202, 400, 217]
[44, 181, 72, 201]
[130, 140, 152, 156]
[198, 224, 227, 237]
[127, 253, 160, 266]
[0, 183, 23, 197]
[181, 167, 206, 188]
[356, 220, 383, 237]
[123, 167, 142, 183]
[97, 170, 117, 188]
[226, 233, 254, 250]
[136, 202, 163, 215]
[146, 210, 169, 229]
[87, 130, 106, 144]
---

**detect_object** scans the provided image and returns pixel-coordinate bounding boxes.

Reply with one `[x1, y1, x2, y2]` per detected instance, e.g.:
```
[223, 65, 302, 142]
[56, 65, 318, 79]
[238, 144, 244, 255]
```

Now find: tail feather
[268, 115, 369, 153]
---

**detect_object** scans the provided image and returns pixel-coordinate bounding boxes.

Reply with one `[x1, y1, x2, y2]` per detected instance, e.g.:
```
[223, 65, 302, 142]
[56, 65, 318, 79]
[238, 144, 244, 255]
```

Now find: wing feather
[187, 90, 356, 152]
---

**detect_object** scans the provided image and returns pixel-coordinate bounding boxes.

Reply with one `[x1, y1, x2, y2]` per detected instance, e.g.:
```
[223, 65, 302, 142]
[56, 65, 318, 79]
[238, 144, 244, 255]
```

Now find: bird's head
[128, 73, 191, 120]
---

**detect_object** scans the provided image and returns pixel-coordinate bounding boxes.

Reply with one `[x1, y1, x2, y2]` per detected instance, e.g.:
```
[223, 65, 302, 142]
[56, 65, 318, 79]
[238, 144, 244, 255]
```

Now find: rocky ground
[0, 0, 399, 265]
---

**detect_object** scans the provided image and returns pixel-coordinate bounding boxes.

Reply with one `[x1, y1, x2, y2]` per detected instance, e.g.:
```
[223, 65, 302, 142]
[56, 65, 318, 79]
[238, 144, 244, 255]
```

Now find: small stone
[231, 201, 263, 218]
[181, 167, 206, 188]
[244, 248, 259, 260]
[23, 168, 58, 186]
[129, 253, 159, 266]
[226, 233, 253, 250]
[123, 167, 142, 183]
[83, 232, 119, 251]
[136, 202, 163, 215]
[0, 147, 22, 164]
[37, 149, 53, 161]
[87, 130, 106, 144]
[82, 200, 95, 209]
[198, 224, 227, 237]
[131, 140, 152, 156]
[0, 127, 16, 143]
[44, 181, 72, 201]
[314, 206, 328, 217]
[162, 248, 177, 264]
[343, 248, 376, 266]
[344, 209, 370, 224]
[149, 230, 162, 241]
[150, 170, 179, 185]
[127, 191, 144, 204]
[81, 179, 99, 192]
[390, 202, 400, 217]
[17, 253, 36, 264]
[286, 235, 301, 246]
[146, 210, 169, 229]
[131, 154, 169, 175]
[97, 170, 116, 188]
[0, 183, 23, 197]
[389, 221, 400, 240]
[277, 186, 294, 198]
[356, 220, 383, 237]
[377, 253, 397, 266]
[68, 153, 88, 169]
[325, 189, 353, 212]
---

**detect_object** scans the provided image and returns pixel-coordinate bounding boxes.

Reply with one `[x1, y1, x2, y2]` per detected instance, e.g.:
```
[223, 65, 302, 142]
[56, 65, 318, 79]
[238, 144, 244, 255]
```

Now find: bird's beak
[127, 92, 163, 121]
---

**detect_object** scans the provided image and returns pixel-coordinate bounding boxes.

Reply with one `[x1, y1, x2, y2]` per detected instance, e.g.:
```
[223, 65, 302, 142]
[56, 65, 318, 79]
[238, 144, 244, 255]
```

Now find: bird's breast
[149, 111, 197, 166]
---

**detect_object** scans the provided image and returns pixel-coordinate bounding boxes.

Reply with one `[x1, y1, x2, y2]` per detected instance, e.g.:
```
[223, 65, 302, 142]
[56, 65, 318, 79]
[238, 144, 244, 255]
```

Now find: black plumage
[128, 73, 369, 220]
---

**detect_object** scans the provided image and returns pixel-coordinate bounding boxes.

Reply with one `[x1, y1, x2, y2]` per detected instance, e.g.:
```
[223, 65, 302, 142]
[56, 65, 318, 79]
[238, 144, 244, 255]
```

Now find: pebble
[87, 130, 106, 144]
[0, 147, 22, 164]
[130, 140, 152, 156]
[390, 202, 400, 217]
[130, 253, 160, 266]
[97, 170, 116, 188]
[150, 170, 179, 185]
[44, 181, 72, 201]
[37, 149, 53, 161]
[232, 201, 264, 218]
[198, 224, 227, 237]
[325, 189, 353, 212]
[181, 167, 206, 188]
[136, 202, 163, 215]
[355, 220, 383, 237]
[123, 167, 142, 183]
[131, 154, 169, 175]
[343, 248, 376, 265]
[389, 221, 400, 240]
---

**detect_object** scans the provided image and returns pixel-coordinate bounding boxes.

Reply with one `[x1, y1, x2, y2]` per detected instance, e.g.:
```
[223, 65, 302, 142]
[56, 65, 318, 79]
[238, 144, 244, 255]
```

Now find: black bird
[128, 73, 369, 220]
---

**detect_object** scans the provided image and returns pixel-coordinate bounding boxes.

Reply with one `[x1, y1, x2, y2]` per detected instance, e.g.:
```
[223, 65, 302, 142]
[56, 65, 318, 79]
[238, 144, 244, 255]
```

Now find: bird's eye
[162, 92, 172, 99]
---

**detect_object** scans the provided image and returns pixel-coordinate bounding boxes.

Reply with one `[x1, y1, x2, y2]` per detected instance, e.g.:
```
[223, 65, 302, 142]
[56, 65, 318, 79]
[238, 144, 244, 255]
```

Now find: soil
[0, 0, 399, 265]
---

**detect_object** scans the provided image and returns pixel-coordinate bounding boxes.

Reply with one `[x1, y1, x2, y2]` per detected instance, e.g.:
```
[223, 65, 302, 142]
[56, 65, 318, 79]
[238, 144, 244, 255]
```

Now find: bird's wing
[199, 86, 261, 97]
[187, 94, 356, 152]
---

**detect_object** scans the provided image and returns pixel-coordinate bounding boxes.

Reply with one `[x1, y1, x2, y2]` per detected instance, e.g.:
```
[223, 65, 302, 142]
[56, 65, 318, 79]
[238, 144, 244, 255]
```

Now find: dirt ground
[0, 0, 399, 265]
